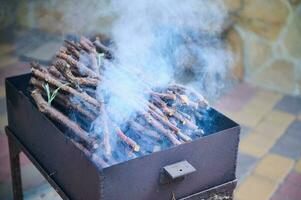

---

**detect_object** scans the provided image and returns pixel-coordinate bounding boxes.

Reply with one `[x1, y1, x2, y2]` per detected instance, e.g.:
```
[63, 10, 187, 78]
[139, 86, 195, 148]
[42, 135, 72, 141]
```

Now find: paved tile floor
[1, 39, 301, 200]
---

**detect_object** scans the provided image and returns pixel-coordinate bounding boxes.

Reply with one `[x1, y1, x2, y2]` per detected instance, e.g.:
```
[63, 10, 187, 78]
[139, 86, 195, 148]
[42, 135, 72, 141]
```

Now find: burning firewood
[114, 126, 140, 152]
[30, 78, 97, 122]
[57, 51, 100, 79]
[128, 120, 161, 140]
[54, 59, 98, 87]
[31, 65, 100, 107]
[28, 36, 210, 166]
[143, 113, 181, 145]
[31, 89, 98, 150]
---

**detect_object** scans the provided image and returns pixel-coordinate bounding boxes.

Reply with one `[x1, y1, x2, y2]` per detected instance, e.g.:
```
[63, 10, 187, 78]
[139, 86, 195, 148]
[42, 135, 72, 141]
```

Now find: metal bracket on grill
[159, 160, 196, 184]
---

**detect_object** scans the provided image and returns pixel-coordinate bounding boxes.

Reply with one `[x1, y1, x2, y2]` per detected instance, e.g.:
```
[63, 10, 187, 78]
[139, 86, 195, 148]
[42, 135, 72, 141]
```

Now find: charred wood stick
[129, 120, 161, 140]
[148, 109, 192, 142]
[173, 92, 200, 110]
[93, 37, 113, 59]
[147, 102, 166, 118]
[143, 113, 181, 145]
[31, 67, 100, 107]
[30, 78, 97, 122]
[168, 84, 209, 108]
[31, 89, 98, 150]
[64, 40, 81, 51]
[54, 59, 98, 87]
[81, 36, 95, 47]
[80, 37, 97, 54]
[148, 108, 179, 132]
[172, 111, 198, 130]
[57, 52, 100, 79]
[56, 94, 97, 121]
[173, 130, 192, 142]
[168, 84, 186, 94]
[114, 126, 140, 152]
[48, 65, 65, 80]
[31, 80, 96, 123]
[151, 96, 198, 130]
[150, 92, 176, 101]
[66, 45, 80, 59]
[151, 96, 174, 116]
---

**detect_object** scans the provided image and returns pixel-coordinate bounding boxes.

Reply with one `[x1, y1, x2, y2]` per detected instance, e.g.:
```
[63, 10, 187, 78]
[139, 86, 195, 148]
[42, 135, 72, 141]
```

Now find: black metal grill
[6, 73, 240, 200]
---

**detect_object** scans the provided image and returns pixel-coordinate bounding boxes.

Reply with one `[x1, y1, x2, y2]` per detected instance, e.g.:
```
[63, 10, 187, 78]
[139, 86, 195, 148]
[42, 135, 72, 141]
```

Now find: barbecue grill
[5, 73, 240, 200]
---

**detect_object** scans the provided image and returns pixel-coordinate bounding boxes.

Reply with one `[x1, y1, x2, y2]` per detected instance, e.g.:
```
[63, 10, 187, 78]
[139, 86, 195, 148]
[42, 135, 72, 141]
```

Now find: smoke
[97, 0, 231, 126]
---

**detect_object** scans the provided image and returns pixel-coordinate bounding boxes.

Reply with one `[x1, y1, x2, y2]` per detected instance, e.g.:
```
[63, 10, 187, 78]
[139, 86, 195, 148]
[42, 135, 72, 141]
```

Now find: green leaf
[43, 83, 70, 105]
[43, 83, 51, 104]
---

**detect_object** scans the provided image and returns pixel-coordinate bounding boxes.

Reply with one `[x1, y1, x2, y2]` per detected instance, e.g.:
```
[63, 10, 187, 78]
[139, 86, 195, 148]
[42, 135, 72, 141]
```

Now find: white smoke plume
[97, 0, 232, 126]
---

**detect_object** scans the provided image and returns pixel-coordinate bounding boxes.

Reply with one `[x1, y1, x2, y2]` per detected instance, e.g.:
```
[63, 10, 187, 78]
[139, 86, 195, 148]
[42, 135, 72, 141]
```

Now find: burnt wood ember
[28, 36, 215, 167]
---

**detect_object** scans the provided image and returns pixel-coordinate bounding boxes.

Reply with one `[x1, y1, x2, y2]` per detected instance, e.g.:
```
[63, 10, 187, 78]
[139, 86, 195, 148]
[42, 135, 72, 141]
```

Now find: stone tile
[20, 152, 32, 166]
[256, 90, 283, 103]
[278, 181, 301, 200]
[231, 109, 265, 127]
[232, 90, 283, 127]
[295, 159, 301, 174]
[251, 60, 295, 94]
[236, 152, 258, 183]
[264, 110, 295, 128]
[271, 137, 301, 160]
[270, 193, 289, 200]
[239, 0, 289, 40]
[284, 8, 301, 59]
[226, 28, 244, 80]
[239, 132, 275, 158]
[241, 100, 271, 117]
[234, 175, 277, 200]
[286, 171, 301, 187]
[254, 154, 294, 182]
[214, 83, 257, 112]
[271, 120, 301, 160]
[21, 164, 46, 191]
[274, 95, 301, 115]
[240, 125, 251, 139]
[224, 0, 242, 13]
[284, 120, 301, 138]
[253, 116, 293, 140]
[24, 184, 61, 200]
[247, 39, 271, 75]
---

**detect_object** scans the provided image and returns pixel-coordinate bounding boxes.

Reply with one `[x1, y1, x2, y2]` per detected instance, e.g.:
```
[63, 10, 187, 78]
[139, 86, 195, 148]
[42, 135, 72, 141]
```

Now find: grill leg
[7, 131, 23, 200]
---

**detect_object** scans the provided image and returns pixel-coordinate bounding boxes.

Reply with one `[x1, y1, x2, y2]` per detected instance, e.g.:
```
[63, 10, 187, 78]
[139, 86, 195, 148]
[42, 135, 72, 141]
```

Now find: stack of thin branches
[29, 36, 209, 167]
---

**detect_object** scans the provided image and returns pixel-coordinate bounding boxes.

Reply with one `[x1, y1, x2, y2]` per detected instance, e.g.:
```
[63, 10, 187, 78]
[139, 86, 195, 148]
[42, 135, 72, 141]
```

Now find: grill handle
[159, 160, 196, 184]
